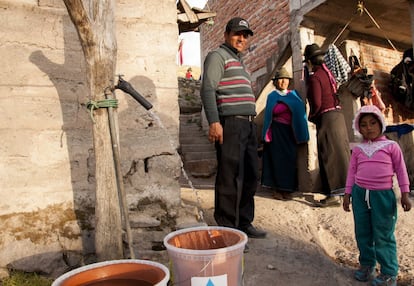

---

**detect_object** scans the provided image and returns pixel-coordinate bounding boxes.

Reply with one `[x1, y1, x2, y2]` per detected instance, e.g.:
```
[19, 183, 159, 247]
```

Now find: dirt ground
[180, 186, 414, 286]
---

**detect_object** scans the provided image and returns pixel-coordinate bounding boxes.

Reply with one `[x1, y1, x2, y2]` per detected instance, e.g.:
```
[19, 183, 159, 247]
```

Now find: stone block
[185, 159, 217, 178]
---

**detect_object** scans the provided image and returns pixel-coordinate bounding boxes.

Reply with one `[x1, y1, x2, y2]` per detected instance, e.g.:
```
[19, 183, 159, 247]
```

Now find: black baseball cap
[225, 17, 253, 36]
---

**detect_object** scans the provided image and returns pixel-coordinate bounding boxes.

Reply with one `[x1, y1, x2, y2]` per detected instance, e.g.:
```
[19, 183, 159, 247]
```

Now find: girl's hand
[343, 194, 351, 212]
[401, 192, 412, 212]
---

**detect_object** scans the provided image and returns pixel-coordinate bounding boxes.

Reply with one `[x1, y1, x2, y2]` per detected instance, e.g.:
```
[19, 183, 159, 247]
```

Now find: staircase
[178, 79, 216, 189]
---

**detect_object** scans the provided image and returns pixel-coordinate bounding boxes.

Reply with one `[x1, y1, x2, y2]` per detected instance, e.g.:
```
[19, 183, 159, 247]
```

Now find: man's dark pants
[214, 116, 258, 229]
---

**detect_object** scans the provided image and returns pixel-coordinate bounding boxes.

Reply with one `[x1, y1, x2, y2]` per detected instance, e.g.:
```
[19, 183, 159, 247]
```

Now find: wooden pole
[63, 0, 123, 261]
[105, 88, 135, 259]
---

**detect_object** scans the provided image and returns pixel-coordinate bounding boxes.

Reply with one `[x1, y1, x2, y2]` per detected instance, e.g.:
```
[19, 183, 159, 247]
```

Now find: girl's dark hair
[310, 54, 325, 66]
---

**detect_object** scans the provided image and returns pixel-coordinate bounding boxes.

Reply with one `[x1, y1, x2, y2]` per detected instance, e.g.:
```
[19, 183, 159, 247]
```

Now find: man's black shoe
[240, 225, 267, 239]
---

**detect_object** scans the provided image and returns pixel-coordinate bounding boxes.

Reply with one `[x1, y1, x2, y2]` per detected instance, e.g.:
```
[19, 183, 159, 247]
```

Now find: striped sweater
[201, 44, 256, 124]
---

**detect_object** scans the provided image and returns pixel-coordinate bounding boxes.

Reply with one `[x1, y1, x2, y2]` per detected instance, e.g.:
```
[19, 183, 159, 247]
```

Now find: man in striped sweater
[200, 17, 267, 239]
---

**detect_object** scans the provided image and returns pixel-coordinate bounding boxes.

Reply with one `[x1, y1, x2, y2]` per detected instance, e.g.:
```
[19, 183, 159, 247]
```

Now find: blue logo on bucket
[191, 274, 228, 286]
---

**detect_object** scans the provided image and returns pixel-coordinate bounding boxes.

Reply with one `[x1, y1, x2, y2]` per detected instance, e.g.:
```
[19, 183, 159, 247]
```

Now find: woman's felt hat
[303, 43, 325, 62]
[271, 67, 292, 80]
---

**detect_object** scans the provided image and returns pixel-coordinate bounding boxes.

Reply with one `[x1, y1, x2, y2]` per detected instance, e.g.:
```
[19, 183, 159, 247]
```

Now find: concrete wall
[0, 0, 181, 277]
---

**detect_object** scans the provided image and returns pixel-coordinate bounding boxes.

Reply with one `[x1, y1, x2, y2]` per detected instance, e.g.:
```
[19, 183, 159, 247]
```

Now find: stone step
[180, 113, 201, 118]
[179, 135, 211, 144]
[179, 172, 215, 189]
[179, 127, 204, 134]
[180, 144, 215, 153]
[179, 114, 201, 122]
[179, 106, 202, 114]
[179, 105, 216, 182]
[184, 159, 217, 178]
[182, 151, 216, 162]
[179, 114, 201, 120]
[179, 123, 202, 129]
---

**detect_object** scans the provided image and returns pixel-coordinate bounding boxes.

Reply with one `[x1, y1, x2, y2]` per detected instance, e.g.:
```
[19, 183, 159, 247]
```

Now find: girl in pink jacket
[343, 105, 411, 286]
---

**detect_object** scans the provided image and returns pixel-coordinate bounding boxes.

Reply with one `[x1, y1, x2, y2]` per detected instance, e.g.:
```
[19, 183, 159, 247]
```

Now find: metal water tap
[115, 75, 153, 110]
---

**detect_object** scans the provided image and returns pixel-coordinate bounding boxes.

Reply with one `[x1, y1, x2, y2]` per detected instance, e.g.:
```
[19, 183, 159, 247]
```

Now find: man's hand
[208, 122, 223, 144]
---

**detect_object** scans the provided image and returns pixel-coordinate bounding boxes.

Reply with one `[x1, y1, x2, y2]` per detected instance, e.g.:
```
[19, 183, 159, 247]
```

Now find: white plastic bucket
[52, 259, 170, 286]
[163, 226, 247, 286]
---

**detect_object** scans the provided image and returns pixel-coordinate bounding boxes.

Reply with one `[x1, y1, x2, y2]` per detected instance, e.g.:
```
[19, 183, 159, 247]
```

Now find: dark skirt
[317, 110, 350, 194]
[261, 121, 297, 192]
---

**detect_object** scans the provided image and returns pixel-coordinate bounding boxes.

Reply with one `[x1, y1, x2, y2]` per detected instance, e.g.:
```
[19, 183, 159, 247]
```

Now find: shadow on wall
[28, 14, 96, 271]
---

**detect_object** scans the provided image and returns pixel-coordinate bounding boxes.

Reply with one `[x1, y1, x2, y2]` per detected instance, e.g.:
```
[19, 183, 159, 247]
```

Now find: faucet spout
[115, 75, 153, 110]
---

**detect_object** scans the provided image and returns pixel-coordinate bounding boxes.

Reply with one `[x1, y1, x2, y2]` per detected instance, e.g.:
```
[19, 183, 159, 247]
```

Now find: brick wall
[200, 0, 290, 92]
[349, 41, 414, 123]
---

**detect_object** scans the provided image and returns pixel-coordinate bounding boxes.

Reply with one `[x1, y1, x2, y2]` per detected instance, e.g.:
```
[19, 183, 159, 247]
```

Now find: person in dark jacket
[303, 43, 351, 207]
[390, 48, 414, 108]
[200, 17, 266, 238]
[261, 67, 309, 200]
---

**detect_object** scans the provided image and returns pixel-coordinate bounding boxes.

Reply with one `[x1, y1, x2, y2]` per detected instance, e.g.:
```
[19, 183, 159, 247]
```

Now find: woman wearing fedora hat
[261, 67, 309, 200]
[303, 43, 351, 207]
